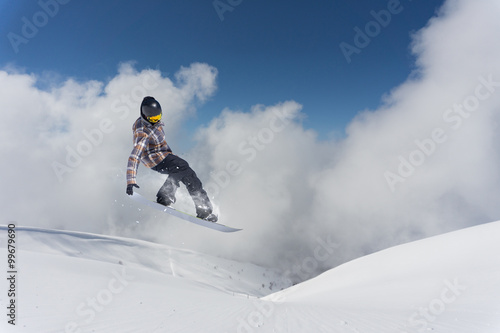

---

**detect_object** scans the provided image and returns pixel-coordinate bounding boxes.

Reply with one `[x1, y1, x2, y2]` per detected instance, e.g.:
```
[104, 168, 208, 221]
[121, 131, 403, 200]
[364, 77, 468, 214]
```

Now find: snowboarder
[126, 96, 217, 222]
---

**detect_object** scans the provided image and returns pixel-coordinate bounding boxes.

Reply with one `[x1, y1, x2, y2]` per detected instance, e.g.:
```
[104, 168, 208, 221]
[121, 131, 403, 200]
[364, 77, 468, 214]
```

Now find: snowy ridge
[6, 226, 289, 297]
[1, 222, 500, 332]
[266, 221, 500, 332]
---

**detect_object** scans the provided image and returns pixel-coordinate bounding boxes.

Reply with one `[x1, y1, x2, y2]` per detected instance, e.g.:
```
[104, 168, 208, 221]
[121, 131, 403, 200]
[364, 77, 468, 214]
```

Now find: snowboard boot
[157, 194, 176, 207]
[196, 205, 218, 222]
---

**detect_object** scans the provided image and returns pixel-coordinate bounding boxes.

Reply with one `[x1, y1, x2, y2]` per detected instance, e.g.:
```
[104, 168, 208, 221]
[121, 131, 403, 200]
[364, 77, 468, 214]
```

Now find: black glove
[126, 184, 140, 195]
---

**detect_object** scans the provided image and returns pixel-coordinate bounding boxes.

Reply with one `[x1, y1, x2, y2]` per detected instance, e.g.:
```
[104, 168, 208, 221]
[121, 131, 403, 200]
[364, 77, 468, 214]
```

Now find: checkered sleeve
[126, 131, 147, 185]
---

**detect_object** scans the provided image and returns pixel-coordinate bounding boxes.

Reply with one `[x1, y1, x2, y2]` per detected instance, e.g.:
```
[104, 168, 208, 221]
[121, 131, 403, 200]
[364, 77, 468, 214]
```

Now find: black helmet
[141, 96, 162, 123]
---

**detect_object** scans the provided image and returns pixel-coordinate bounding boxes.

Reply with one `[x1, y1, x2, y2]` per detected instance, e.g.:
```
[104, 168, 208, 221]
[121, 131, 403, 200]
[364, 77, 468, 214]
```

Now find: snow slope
[1, 221, 499, 332]
[267, 221, 500, 332]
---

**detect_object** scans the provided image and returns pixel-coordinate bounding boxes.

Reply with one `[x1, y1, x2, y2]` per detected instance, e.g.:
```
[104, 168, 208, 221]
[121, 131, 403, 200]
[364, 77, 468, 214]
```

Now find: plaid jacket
[126, 117, 172, 185]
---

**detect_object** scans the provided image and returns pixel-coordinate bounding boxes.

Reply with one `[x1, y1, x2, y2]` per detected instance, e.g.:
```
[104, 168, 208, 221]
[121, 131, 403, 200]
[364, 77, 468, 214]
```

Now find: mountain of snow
[1, 221, 499, 332]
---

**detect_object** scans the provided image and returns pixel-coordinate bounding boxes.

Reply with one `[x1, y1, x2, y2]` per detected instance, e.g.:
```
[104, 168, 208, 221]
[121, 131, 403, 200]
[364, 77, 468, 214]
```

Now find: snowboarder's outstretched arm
[125, 115, 172, 195]
[126, 132, 148, 186]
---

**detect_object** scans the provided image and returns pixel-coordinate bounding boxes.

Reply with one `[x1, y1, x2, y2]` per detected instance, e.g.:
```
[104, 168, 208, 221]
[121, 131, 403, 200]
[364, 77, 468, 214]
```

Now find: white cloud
[2, 0, 500, 283]
[171, 0, 500, 280]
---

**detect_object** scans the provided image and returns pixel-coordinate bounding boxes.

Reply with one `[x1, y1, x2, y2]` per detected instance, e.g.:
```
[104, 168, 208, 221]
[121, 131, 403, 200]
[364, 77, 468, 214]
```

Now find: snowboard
[130, 192, 242, 233]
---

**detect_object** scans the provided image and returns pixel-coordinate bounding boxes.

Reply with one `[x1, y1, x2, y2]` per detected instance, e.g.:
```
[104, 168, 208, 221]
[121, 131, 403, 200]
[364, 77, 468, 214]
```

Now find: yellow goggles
[147, 114, 162, 123]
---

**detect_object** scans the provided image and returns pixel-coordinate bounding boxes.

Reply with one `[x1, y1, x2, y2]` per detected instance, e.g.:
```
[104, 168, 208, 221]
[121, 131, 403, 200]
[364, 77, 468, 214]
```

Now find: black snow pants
[151, 154, 212, 211]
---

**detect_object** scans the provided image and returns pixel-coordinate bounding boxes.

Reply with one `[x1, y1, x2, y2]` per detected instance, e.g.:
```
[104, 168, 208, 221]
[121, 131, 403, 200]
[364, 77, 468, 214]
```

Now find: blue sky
[1, 0, 445, 137]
